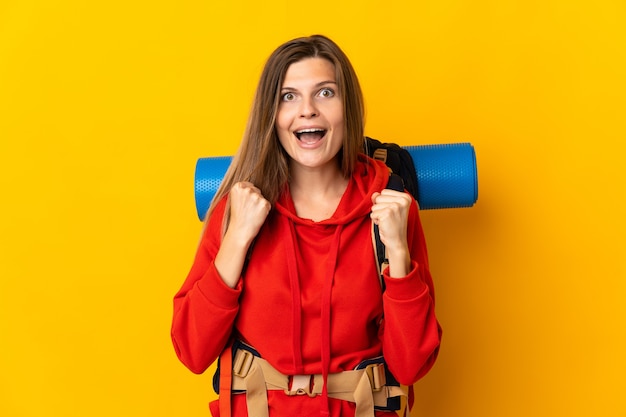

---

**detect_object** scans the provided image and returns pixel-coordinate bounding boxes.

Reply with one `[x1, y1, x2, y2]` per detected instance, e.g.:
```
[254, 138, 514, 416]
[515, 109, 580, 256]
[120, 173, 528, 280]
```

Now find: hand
[371, 189, 412, 277]
[226, 182, 271, 246]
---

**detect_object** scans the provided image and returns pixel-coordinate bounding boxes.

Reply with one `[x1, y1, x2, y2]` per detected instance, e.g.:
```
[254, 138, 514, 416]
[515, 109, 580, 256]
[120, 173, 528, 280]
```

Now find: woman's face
[275, 57, 344, 173]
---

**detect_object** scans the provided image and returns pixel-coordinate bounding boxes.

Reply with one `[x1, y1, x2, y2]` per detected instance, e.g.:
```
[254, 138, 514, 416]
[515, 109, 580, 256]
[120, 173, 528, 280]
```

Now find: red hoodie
[171, 155, 441, 417]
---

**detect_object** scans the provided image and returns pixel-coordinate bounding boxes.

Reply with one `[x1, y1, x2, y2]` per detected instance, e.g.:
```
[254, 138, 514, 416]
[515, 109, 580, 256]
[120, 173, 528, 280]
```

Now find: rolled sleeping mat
[194, 142, 478, 221]
[405, 142, 478, 210]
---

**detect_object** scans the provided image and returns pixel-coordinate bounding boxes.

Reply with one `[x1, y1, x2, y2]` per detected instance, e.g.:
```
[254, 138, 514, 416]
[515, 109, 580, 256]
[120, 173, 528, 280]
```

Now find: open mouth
[294, 128, 327, 144]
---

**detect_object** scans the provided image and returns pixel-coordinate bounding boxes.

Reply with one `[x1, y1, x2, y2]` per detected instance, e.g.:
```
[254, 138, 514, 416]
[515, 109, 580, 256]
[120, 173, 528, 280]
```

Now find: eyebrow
[280, 80, 337, 91]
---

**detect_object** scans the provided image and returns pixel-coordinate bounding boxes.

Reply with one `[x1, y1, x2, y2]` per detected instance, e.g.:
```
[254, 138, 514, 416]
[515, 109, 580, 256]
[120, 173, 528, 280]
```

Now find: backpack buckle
[233, 349, 254, 378]
[365, 363, 386, 392]
[372, 148, 388, 163]
[284, 375, 316, 397]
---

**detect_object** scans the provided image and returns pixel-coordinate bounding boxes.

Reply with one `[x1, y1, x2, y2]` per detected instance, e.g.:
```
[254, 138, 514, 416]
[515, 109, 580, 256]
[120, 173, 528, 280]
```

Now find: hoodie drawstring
[285, 219, 305, 374]
[320, 226, 342, 417]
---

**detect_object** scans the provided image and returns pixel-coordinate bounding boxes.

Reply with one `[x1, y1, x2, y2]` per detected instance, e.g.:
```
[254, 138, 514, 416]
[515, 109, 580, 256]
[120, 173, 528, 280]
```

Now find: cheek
[275, 113, 292, 149]
[329, 103, 345, 130]
[275, 107, 292, 133]
[331, 111, 345, 136]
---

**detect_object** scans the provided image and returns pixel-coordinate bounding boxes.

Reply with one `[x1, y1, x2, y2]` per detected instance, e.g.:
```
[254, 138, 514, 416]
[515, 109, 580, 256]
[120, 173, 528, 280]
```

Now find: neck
[289, 161, 346, 198]
[288, 161, 349, 221]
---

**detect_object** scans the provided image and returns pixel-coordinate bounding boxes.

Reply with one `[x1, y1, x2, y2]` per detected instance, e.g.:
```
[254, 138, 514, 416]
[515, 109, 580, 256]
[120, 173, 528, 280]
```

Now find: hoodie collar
[274, 154, 390, 225]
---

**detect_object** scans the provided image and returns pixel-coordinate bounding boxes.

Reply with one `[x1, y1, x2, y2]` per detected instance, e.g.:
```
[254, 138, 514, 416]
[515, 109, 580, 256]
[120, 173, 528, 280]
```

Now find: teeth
[294, 128, 326, 141]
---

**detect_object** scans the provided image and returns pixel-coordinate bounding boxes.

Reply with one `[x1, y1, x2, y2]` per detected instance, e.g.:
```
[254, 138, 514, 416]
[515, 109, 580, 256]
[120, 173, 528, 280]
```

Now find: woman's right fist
[227, 182, 271, 245]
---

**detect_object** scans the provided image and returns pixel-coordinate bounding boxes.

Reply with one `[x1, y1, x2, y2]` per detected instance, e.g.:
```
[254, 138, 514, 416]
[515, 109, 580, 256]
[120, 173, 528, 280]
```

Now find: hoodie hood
[274, 154, 390, 224]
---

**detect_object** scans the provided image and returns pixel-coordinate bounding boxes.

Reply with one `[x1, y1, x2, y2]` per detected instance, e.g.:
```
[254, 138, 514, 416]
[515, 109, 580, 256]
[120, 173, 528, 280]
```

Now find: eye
[282, 92, 296, 101]
[319, 88, 335, 98]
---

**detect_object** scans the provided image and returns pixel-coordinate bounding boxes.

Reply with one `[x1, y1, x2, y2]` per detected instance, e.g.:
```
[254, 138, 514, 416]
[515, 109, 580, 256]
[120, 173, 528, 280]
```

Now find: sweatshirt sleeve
[171, 198, 242, 374]
[380, 199, 442, 385]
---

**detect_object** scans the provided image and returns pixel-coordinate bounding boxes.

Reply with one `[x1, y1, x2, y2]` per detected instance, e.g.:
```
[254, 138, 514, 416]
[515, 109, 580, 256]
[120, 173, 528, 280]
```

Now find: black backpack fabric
[364, 136, 419, 200]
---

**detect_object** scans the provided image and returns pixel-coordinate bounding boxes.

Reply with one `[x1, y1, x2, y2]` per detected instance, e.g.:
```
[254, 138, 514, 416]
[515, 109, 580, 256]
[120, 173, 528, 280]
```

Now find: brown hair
[206, 34, 365, 220]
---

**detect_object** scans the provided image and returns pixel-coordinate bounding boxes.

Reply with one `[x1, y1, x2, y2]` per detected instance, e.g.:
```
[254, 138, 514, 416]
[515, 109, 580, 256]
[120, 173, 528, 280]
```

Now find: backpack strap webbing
[218, 342, 233, 417]
[229, 347, 407, 417]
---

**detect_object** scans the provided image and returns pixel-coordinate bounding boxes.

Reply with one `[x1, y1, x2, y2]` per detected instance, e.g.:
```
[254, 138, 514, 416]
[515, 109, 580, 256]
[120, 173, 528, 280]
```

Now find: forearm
[385, 243, 411, 278]
[171, 197, 241, 373]
[214, 228, 254, 288]
[381, 263, 441, 384]
[382, 200, 441, 383]
[171, 268, 240, 373]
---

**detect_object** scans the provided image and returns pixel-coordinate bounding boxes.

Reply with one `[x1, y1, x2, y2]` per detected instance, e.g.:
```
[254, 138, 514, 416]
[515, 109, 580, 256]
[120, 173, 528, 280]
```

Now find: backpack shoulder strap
[371, 172, 415, 417]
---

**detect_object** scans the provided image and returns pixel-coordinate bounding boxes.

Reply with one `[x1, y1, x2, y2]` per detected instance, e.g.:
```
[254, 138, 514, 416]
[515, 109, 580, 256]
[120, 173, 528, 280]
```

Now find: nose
[299, 97, 318, 118]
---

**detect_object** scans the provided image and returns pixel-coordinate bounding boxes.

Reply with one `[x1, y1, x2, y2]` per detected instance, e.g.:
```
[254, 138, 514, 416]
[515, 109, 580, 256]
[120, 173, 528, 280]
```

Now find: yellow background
[1, 1, 625, 416]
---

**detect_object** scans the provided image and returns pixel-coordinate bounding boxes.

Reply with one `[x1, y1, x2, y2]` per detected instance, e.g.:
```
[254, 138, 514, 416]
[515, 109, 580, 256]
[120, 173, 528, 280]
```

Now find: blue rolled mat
[406, 143, 478, 210]
[194, 142, 478, 221]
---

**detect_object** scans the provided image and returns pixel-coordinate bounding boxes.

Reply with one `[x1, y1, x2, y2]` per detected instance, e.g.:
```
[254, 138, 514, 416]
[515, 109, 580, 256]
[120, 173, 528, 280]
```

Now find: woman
[171, 35, 441, 417]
